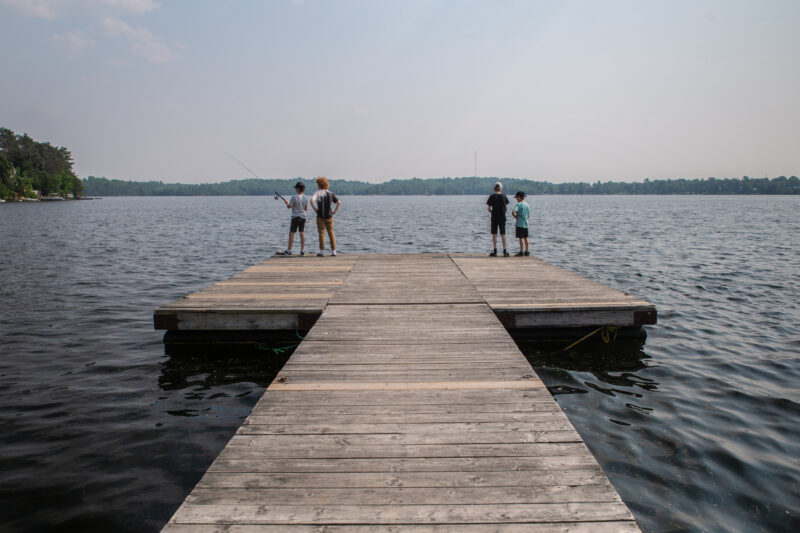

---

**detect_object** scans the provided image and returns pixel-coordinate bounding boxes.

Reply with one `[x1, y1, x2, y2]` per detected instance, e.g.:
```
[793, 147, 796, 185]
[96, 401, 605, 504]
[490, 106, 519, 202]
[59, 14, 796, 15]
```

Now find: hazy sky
[1, 0, 798, 183]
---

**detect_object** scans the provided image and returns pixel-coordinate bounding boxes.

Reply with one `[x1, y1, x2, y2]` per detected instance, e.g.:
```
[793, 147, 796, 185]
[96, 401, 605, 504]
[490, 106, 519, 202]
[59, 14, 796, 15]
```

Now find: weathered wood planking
[153, 256, 357, 330]
[162, 524, 641, 532]
[154, 253, 655, 334]
[452, 255, 656, 328]
[161, 254, 642, 531]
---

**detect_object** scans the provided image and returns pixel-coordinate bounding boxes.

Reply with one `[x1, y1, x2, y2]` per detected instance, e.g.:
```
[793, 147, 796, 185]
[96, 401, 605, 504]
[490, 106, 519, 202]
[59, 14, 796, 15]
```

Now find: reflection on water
[159, 345, 294, 393]
[524, 340, 658, 404]
[521, 338, 651, 375]
[520, 338, 800, 533]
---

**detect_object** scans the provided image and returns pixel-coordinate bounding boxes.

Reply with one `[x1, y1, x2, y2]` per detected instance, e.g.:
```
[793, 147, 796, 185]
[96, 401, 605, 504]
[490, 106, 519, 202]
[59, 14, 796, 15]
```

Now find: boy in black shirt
[486, 181, 509, 257]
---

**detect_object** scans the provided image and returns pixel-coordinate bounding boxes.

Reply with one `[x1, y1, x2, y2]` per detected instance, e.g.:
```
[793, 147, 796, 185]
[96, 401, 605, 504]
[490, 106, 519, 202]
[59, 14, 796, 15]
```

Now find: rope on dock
[553, 325, 620, 354]
[256, 343, 297, 355]
[255, 330, 306, 355]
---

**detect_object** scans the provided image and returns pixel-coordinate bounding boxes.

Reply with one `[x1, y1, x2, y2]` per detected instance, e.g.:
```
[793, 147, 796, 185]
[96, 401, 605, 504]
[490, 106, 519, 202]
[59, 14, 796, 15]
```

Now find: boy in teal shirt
[511, 191, 531, 256]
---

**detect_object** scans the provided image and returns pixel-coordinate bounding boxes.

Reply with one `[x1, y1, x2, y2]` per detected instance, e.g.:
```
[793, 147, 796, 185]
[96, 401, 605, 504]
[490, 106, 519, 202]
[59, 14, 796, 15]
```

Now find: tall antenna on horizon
[474, 150, 478, 178]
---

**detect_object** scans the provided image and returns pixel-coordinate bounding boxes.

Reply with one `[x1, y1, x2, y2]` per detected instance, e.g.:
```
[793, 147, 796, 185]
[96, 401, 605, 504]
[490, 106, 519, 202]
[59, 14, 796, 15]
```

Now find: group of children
[486, 181, 531, 257]
[281, 176, 340, 256]
[280, 179, 531, 258]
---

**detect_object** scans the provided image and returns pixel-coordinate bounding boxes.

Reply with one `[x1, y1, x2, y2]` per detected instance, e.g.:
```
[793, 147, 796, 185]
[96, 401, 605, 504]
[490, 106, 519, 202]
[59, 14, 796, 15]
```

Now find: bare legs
[287, 231, 305, 253]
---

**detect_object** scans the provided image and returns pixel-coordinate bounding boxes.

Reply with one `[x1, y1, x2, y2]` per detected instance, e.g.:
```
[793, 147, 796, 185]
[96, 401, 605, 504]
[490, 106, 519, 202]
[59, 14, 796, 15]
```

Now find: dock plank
[160, 254, 644, 531]
[169, 502, 634, 525]
[163, 523, 642, 532]
[154, 253, 655, 332]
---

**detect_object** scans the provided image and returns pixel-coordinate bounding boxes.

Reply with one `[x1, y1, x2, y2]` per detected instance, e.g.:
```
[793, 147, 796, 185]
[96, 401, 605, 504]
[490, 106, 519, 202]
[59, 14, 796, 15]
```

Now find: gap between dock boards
[161, 253, 643, 531]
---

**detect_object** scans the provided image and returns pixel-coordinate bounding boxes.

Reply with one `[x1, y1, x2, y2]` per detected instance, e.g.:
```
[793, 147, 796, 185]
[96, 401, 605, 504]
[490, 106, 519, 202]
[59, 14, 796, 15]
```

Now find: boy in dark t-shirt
[486, 181, 510, 257]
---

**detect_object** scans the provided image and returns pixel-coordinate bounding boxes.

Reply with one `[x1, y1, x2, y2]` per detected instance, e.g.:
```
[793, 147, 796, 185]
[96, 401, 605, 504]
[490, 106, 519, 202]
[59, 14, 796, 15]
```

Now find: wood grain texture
[154, 253, 655, 330]
[163, 522, 642, 532]
[160, 253, 643, 531]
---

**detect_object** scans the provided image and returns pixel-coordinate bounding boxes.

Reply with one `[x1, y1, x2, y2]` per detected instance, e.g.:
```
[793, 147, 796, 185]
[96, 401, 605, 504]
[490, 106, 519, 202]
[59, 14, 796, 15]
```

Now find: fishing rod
[225, 153, 287, 202]
[225, 152, 263, 180]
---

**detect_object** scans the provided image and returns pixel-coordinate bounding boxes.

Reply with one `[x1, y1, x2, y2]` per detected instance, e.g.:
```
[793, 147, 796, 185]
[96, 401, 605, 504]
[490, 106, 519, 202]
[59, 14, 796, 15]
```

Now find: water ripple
[2, 195, 800, 532]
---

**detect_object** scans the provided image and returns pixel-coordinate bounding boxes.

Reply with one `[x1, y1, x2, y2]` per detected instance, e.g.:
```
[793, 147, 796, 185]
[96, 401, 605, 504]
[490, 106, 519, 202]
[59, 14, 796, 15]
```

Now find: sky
[1, 0, 798, 184]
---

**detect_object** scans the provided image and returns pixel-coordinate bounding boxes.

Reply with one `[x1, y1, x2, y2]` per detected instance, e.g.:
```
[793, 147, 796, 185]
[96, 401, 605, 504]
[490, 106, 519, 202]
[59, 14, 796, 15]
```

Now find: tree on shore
[0, 127, 83, 199]
[82, 174, 800, 197]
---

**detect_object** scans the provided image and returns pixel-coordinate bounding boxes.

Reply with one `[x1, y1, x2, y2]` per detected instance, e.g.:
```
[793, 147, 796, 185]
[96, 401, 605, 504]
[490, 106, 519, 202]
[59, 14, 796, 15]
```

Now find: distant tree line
[0, 128, 83, 199]
[82, 176, 370, 196]
[83, 175, 799, 196]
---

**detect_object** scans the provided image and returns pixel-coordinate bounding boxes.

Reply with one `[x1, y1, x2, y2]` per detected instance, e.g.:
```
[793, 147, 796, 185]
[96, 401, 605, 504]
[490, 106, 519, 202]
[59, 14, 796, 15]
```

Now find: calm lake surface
[1, 195, 798, 532]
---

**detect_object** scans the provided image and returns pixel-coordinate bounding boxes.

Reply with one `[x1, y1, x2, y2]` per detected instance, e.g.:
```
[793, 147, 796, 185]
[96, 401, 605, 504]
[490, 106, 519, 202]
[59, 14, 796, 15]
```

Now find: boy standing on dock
[512, 191, 531, 256]
[311, 176, 341, 256]
[282, 181, 309, 255]
[487, 181, 509, 257]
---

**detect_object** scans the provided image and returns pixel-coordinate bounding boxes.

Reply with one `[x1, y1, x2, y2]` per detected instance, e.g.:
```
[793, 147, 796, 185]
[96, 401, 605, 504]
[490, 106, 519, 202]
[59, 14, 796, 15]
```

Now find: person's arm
[512, 206, 518, 219]
[285, 197, 291, 209]
[332, 194, 341, 216]
[310, 195, 319, 215]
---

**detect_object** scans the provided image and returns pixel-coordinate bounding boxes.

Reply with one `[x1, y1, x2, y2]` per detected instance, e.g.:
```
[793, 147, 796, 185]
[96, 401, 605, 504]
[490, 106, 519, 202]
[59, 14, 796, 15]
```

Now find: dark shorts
[515, 226, 529, 238]
[491, 220, 506, 235]
[290, 217, 306, 233]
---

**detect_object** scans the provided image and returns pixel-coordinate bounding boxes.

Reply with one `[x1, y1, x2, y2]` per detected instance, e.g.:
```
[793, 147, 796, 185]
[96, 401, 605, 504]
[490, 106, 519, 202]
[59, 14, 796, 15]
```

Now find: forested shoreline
[2, 126, 797, 199]
[1, 128, 83, 200]
[83, 175, 799, 196]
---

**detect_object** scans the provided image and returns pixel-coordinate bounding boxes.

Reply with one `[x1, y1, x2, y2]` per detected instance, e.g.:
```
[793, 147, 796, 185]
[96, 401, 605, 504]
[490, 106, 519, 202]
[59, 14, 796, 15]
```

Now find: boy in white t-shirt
[282, 181, 309, 255]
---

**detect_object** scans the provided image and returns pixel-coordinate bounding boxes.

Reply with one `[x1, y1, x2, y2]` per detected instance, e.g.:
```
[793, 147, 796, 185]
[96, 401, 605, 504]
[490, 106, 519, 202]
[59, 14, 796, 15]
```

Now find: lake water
[1, 195, 798, 532]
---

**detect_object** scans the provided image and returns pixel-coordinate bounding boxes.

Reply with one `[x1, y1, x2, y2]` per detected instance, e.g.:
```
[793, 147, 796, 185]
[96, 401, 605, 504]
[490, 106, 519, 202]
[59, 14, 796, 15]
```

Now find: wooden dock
[159, 254, 652, 531]
[155, 253, 655, 341]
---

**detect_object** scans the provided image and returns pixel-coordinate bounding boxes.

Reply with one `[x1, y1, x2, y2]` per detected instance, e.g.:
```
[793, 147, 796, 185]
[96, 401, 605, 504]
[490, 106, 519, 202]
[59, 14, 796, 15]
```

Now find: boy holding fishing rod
[278, 182, 309, 255]
[486, 181, 510, 257]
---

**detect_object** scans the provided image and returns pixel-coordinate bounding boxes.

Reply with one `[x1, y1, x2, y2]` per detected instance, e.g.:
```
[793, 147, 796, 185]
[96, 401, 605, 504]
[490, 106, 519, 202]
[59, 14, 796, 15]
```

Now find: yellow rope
[552, 326, 621, 354]
[601, 325, 620, 343]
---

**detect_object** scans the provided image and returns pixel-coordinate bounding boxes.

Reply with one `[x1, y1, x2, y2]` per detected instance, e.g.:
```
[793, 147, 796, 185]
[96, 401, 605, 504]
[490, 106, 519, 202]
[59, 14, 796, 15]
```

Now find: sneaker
[489, 251, 497, 257]
[285, 250, 292, 256]
[515, 251, 524, 257]
[331, 250, 337, 256]
[524, 251, 530, 256]
[503, 250, 510, 257]
[317, 251, 325, 257]
[300, 251, 305, 256]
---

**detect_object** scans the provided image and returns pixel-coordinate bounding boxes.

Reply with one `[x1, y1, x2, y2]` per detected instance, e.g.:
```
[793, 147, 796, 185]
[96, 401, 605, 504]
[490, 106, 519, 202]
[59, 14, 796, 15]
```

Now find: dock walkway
[155, 253, 655, 339]
[161, 254, 645, 531]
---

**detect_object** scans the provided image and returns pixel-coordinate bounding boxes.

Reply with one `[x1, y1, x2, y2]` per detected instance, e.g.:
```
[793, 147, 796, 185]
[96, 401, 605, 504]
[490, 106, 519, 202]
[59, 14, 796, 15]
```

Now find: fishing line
[225, 152, 264, 180]
[226, 153, 286, 201]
